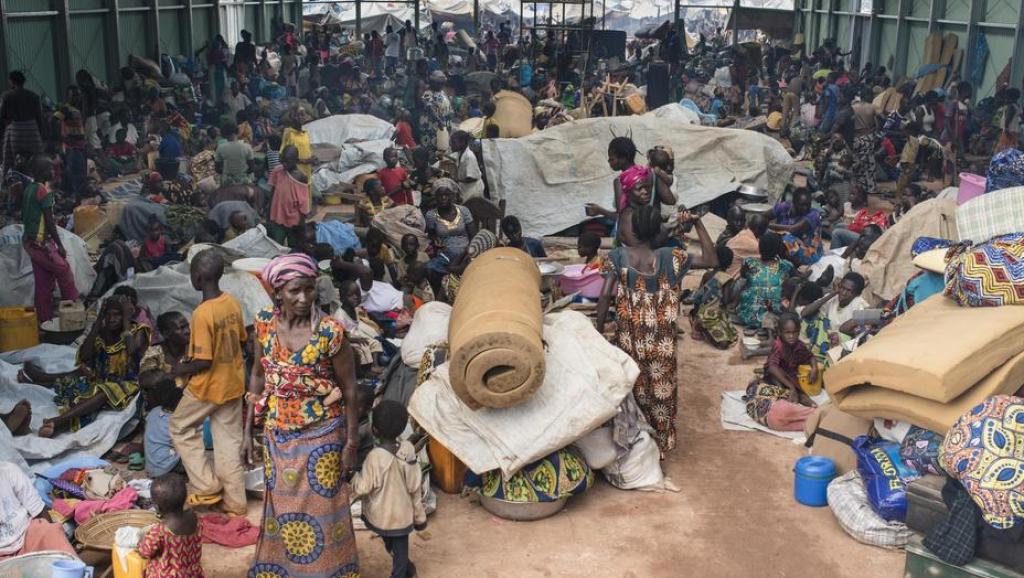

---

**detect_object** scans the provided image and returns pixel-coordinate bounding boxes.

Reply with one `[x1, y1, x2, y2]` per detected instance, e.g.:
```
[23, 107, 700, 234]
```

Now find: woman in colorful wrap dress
[770, 187, 824, 266]
[244, 253, 362, 578]
[596, 206, 718, 456]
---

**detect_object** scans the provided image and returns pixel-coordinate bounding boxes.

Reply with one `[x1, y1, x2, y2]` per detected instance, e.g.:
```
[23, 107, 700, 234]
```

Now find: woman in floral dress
[244, 254, 361, 578]
[736, 232, 795, 328]
[596, 206, 718, 455]
[419, 71, 452, 152]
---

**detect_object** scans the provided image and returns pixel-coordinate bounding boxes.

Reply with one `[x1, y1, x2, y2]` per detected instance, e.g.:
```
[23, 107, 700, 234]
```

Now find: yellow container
[73, 205, 106, 236]
[798, 364, 823, 396]
[427, 438, 466, 494]
[0, 308, 39, 352]
[112, 547, 146, 578]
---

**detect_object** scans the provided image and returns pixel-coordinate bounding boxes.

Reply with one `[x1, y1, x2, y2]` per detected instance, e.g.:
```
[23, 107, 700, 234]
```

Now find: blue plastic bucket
[794, 455, 837, 507]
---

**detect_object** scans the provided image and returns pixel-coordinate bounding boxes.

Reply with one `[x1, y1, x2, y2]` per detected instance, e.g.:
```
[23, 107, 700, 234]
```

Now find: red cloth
[395, 121, 416, 148]
[848, 209, 888, 234]
[378, 167, 412, 205]
[52, 486, 138, 525]
[199, 514, 259, 548]
[142, 236, 167, 259]
[107, 142, 134, 157]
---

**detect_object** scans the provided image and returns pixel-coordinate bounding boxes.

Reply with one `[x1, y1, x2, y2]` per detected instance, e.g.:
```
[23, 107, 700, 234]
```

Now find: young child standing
[137, 473, 204, 578]
[378, 148, 413, 206]
[351, 401, 427, 578]
[168, 251, 247, 516]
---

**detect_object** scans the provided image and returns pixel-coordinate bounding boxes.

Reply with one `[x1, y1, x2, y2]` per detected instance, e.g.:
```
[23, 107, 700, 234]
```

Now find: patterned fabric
[744, 382, 791, 426]
[253, 308, 346, 431]
[956, 186, 1024, 244]
[464, 447, 594, 503]
[985, 148, 1024, 193]
[801, 313, 832, 361]
[852, 133, 877, 194]
[137, 520, 206, 578]
[774, 203, 824, 265]
[736, 258, 794, 328]
[602, 246, 690, 454]
[690, 273, 738, 350]
[618, 165, 652, 206]
[54, 324, 149, 430]
[419, 90, 452, 151]
[944, 233, 1024, 307]
[923, 478, 983, 565]
[940, 395, 1024, 530]
[911, 236, 955, 257]
[261, 254, 319, 291]
[249, 417, 360, 578]
[900, 426, 944, 476]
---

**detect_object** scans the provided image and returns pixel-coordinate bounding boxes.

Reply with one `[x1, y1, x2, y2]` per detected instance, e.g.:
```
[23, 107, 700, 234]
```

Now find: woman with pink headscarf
[244, 253, 362, 578]
[585, 136, 677, 247]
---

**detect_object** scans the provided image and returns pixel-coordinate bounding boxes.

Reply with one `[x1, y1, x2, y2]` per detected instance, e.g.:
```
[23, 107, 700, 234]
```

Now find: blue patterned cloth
[986, 148, 1024, 193]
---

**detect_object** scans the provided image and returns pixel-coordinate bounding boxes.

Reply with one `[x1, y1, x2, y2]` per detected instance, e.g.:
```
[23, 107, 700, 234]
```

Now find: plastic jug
[793, 455, 836, 507]
[50, 559, 94, 578]
[0, 307, 39, 352]
[58, 301, 86, 332]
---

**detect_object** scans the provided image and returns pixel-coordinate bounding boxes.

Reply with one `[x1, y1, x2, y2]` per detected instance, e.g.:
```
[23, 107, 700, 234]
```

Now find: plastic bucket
[0, 308, 39, 353]
[958, 172, 987, 205]
[794, 455, 836, 507]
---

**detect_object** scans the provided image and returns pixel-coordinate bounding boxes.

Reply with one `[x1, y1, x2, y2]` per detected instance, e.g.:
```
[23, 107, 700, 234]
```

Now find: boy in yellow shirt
[169, 250, 248, 515]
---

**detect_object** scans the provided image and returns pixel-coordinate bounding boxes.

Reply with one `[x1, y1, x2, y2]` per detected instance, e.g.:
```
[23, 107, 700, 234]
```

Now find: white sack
[0, 225, 96, 309]
[400, 302, 452, 366]
[573, 426, 618, 470]
[408, 310, 638, 477]
[482, 104, 793, 237]
[0, 347, 138, 472]
[312, 139, 393, 191]
[602, 430, 665, 491]
[222, 224, 290, 259]
[303, 114, 395, 147]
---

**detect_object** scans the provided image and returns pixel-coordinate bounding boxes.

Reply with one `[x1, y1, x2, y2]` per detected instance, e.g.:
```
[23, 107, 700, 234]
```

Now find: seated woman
[736, 232, 794, 328]
[22, 295, 150, 438]
[0, 461, 76, 560]
[139, 311, 189, 477]
[745, 312, 818, 431]
[770, 187, 824, 266]
[689, 246, 738, 349]
[424, 180, 477, 294]
[440, 230, 498, 303]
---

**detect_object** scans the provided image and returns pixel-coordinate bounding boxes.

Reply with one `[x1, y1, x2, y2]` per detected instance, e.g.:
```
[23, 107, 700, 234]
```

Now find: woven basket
[74, 510, 159, 551]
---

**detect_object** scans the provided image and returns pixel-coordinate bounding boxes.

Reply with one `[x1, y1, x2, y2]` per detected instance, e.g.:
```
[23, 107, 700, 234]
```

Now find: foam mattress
[824, 294, 1024, 403]
[448, 247, 545, 409]
[832, 349, 1024, 433]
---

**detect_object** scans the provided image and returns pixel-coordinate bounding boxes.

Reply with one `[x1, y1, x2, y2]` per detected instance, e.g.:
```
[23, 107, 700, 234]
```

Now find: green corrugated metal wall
[0, 0, 302, 99]
[799, 0, 1022, 100]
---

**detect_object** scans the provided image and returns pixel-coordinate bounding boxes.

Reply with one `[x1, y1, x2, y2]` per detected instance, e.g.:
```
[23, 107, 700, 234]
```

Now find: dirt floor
[202, 325, 905, 578]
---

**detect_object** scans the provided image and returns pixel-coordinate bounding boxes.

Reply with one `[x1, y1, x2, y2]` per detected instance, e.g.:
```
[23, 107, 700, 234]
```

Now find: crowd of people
[0, 11, 1021, 577]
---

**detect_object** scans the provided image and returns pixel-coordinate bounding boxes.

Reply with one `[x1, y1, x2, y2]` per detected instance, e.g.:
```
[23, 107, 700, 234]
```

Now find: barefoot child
[351, 400, 427, 578]
[137, 473, 204, 578]
[745, 312, 818, 431]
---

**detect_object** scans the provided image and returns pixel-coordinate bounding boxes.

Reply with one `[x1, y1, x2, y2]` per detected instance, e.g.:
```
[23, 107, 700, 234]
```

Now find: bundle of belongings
[405, 247, 674, 517]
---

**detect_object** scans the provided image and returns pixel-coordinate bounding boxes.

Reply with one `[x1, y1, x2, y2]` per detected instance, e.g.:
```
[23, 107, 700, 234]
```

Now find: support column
[0, 0, 8, 82]
[473, 0, 479, 29]
[731, 0, 739, 47]
[106, 0, 122, 81]
[927, 0, 945, 34]
[825, 0, 835, 42]
[355, 0, 361, 38]
[414, 0, 420, 38]
[963, 0, 984, 86]
[55, 0, 73, 93]
[257, 0, 266, 43]
[184, 0, 194, 57]
[213, 0, 222, 37]
[148, 0, 161, 60]
[1009, 1, 1024, 89]
[892, 0, 911, 79]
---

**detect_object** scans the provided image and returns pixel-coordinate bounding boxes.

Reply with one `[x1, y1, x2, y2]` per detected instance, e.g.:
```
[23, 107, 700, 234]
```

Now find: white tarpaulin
[0, 225, 96, 309]
[0, 345, 138, 473]
[312, 139, 393, 192]
[304, 115, 396, 148]
[408, 310, 638, 477]
[482, 104, 794, 237]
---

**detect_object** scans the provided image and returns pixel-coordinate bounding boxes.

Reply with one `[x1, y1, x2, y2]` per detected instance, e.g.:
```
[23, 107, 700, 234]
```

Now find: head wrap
[433, 177, 459, 195]
[619, 164, 652, 195]
[986, 148, 1024, 193]
[467, 230, 498, 259]
[262, 253, 319, 291]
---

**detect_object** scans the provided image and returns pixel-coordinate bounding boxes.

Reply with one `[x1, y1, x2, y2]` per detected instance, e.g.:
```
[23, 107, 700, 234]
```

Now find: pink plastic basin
[559, 264, 604, 298]
[958, 172, 986, 205]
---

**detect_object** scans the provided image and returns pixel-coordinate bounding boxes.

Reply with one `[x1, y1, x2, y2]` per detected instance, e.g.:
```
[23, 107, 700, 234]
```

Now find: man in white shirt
[800, 271, 871, 345]
[222, 81, 252, 122]
[384, 25, 402, 75]
[450, 130, 485, 201]
[0, 462, 75, 559]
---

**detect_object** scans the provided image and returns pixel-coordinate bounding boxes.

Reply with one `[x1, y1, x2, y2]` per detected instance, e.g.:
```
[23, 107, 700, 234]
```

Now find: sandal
[187, 493, 222, 508]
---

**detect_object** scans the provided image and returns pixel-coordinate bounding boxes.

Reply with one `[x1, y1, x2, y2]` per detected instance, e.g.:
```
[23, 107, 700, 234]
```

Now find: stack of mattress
[824, 295, 1024, 433]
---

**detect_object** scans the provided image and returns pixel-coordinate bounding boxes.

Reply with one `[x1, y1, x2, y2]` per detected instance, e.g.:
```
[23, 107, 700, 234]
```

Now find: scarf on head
[618, 164, 652, 211]
[262, 253, 318, 291]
